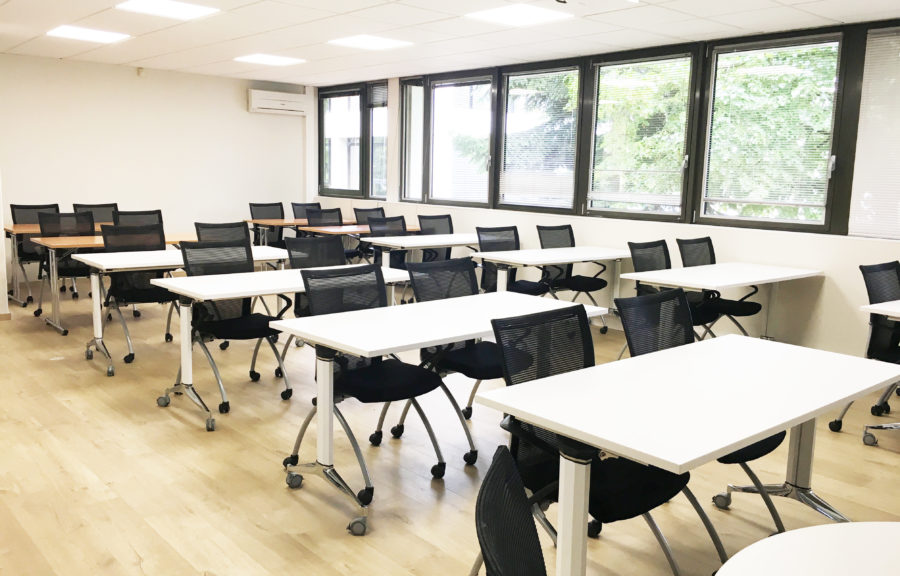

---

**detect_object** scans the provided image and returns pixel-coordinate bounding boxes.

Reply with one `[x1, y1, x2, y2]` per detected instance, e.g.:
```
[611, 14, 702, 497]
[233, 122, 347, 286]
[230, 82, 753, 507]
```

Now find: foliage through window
[321, 93, 361, 194]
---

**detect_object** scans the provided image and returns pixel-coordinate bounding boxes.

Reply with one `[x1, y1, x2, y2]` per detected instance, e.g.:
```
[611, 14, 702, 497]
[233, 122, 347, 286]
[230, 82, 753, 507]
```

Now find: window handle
[682, 154, 690, 172]
[827, 155, 837, 179]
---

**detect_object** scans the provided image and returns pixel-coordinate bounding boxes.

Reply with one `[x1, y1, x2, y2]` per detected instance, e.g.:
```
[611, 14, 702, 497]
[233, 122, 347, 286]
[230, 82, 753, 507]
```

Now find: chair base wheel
[206, 418, 215, 432]
[34, 309, 42, 317]
[357, 486, 373, 506]
[828, 419, 842, 432]
[133, 310, 141, 318]
[21, 301, 27, 308]
[106, 366, 115, 377]
[26, 295, 33, 303]
[123, 353, 134, 364]
[71, 293, 78, 300]
[286, 472, 303, 489]
[219, 341, 229, 350]
[347, 517, 367, 536]
[85, 349, 93, 360]
[249, 370, 260, 382]
[280, 388, 292, 400]
[871, 403, 889, 416]
[390, 424, 404, 438]
[463, 450, 478, 465]
[712, 493, 731, 509]
[599, 326, 609, 334]
[587, 520, 602, 538]
[218, 401, 230, 414]
[863, 432, 878, 446]
[275, 367, 283, 378]
[157, 396, 170, 407]
[165, 333, 173, 343]
[461, 406, 473, 420]
[431, 462, 446, 479]
[369, 431, 382, 446]
[61, 329, 68, 336]
[283, 454, 299, 468]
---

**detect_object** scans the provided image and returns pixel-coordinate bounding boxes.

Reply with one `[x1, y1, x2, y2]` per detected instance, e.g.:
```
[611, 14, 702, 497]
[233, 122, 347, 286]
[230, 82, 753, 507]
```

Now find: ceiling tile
[710, 6, 839, 32]
[10, 34, 110, 59]
[586, 5, 695, 28]
[663, 0, 781, 17]
[396, 0, 509, 17]
[793, 0, 900, 23]
[274, 0, 390, 10]
[349, 3, 455, 26]
[660, 18, 747, 40]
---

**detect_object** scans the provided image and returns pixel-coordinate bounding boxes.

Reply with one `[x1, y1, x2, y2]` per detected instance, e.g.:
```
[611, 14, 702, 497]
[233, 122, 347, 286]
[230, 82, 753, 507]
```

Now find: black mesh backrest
[180, 239, 254, 322]
[301, 264, 386, 316]
[10, 204, 60, 260]
[418, 214, 454, 262]
[859, 261, 900, 361]
[353, 207, 385, 225]
[367, 216, 406, 236]
[476, 446, 547, 576]
[195, 222, 251, 244]
[677, 237, 716, 267]
[286, 236, 346, 317]
[407, 258, 478, 302]
[628, 240, 671, 296]
[615, 289, 694, 357]
[101, 224, 166, 252]
[291, 202, 321, 219]
[249, 202, 285, 245]
[73, 203, 118, 226]
[477, 226, 521, 292]
[38, 212, 95, 237]
[113, 209, 163, 227]
[306, 208, 343, 226]
[537, 224, 575, 284]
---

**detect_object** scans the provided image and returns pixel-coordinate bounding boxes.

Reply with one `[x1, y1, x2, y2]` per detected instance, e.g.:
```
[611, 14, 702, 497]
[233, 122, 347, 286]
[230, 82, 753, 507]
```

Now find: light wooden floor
[2, 288, 899, 575]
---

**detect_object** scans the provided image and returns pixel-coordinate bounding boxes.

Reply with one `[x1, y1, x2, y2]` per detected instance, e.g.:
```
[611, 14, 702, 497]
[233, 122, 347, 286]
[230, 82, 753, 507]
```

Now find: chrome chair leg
[438, 381, 478, 464]
[642, 512, 681, 576]
[18, 260, 33, 301]
[334, 404, 374, 492]
[250, 337, 264, 374]
[196, 336, 228, 410]
[715, 461, 787, 534]
[409, 398, 446, 476]
[265, 335, 292, 399]
[289, 403, 317, 458]
[681, 485, 728, 563]
[467, 552, 483, 576]
[165, 301, 176, 342]
[111, 301, 135, 362]
[464, 379, 483, 420]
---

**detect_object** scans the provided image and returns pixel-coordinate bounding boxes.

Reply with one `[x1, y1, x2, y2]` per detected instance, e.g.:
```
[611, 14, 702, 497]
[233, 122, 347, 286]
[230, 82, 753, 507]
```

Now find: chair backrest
[306, 207, 343, 226]
[113, 209, 163, 227]
[615, 288, 694, 358]
[477, 226, 521, 292]
[859, 261, 900, 361]
[677, 237, 716, 268]
[73, 203, 118, 226]
[10, 204, 60, 259]
[38, 211, 94, 237]
[627, 239, 671, 296]
[285, 236, 346, 269]
[406, 258, 479, 302]
[537, 224, 576, 284]
[195, 221, 251, 244]
[180, 238, 255, 322]
[367, 215, 406, 237]
[418, 214, 454, 262]
[101, 224, 166, 252]
[291, 202, 321, 219]
[301, 264, 386, 316]
[475, 446, 548, 576]
[249, 202, 285, 245]
[353, 207, 385, 225]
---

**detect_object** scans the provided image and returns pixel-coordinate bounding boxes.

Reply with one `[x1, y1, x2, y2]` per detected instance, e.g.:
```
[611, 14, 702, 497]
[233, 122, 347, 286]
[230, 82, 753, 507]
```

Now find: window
[589, 55, 692, 216]
[849, 28, 900, 239]
[368, 82, 388, 199]
[401, 80, 424, 201]
[430, 78, 493, 205]
[701, 39, 841, 226]
[499, 67, 579, 210]
[320, 90, 361, 196]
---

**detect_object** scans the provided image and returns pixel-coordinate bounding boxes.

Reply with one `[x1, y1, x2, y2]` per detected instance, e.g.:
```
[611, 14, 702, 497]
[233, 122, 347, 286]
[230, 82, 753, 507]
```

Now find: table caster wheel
[206, 418, 216, 432]
[34, 309, 42, 317]
[357, 486, 373, 506]
[124, 353, 134, 364]
[20, 301, 27, 308]
[347, 517, 367, 536]
[286, 472, 303, 489]
[283, 455, 299, 468]
[587, 520, 602, 538]
[828, 420, 842, 432]
[863, 432, 878, 446]
[157, 395, 170, 407]
[712, 493, 731, 509]
[369, 431, 382, 446]
[106, 366, 115, 377]
[463, 450, 478, 465]
[85, 349, 93, 360]
[390, 424, 404, 438]
[280, 388, 292, 400]
[431, 462, 446, 479]
[249, 370, 260, 382]
[218, 401, 230, 414]
[462, 406, 473, 420]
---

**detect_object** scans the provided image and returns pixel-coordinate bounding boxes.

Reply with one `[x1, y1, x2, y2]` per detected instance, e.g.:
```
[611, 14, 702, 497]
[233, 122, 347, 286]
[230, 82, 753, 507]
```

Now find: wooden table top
[31, 234, 194, 250]
[5, 222, 110, 235]
[246, 218, 357, 227]
[296, 224, 420, 235]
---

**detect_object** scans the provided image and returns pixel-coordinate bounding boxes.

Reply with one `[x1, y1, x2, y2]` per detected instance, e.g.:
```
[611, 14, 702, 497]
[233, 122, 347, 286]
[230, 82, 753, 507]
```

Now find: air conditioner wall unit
[248, 89, 311, 116]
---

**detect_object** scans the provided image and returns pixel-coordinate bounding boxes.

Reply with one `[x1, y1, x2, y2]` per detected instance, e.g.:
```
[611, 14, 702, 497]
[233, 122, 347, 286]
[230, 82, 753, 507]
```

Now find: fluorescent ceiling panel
[234, 53, 305, 66]
[46, 25, 130, 44]
[115, 0, 219, 21]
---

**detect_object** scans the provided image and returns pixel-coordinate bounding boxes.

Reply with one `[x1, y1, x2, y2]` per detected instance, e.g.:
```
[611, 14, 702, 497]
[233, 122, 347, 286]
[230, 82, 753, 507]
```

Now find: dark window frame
[318, 84, 366, 199]
[367, 80, 389, 200]
[400, 78, 425, 203]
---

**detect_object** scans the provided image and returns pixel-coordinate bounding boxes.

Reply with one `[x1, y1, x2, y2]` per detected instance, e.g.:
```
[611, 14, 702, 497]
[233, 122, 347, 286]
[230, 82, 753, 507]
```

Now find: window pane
[431, 81, 491, 204]
[703, 41, 840, 224]
[322, 94, 360, 191]
[499, 69, 578, 209]
[849, 29, 900, 239]
[370, 105, 387, 198]
[589, 56, 691, 215]
[402, 83, 424, 201]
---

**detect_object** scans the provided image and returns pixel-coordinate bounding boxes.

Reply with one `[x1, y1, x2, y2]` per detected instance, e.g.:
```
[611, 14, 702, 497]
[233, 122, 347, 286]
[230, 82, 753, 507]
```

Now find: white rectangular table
[476, 335, 900, 576]
[861, 300, 900, 318]
[150, 265, 409, 430]
[471, 246, 632, 305]
[270, 291, 608, 532]
[73, 246, 288, 377]
[621, 262, 822, 338]
[367, 233, 479, 266]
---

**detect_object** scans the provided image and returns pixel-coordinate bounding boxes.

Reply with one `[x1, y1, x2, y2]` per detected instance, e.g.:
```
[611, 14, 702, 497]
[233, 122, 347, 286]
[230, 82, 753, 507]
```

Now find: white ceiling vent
[248, 89, 311, 116]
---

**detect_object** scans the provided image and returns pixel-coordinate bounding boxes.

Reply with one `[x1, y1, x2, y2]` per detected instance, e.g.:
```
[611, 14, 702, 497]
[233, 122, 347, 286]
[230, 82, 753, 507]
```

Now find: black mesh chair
[291, 202, 321, 219]
[831, 262, 900, 442]
[9, 203, 59, 305]
[627, 240, 720, 338]
[113, 209, 163, 227]
[475, 445, 548, 576]
[100, 224, 179, 364]
[34, 212, 95, 316]
[306, 207, 343, 226]
[353, 207, 384, 263]
[249, 202, 286, 248]
[676, 237, 762, 336]
[283, 265, 448, 510]
[476, 226, 549, 296]
[490, 304, 726, 573]
[537, 224, 609, 334]
[73, 203, 118, 226]
[195, 221, 250, 243]
[367, 215, 408, 269]
[418, 214, 454, 262]
[616, 288, 787, 535]
[161, 233, 292, 417]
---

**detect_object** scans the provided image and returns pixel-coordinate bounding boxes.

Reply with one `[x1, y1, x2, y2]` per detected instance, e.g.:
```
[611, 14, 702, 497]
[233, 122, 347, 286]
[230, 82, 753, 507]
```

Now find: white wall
[0, 54, 307, 234]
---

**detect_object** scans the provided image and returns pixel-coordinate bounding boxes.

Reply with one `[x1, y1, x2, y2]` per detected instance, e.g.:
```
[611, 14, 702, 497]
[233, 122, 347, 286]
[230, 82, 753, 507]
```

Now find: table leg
[761, 282, 779, 340]
[496, 265, 509, 293]
[556, 453, 591, 576]
[44, 247, 67, 335]
[7, 233, 27, 306]
[158, 298, 214, 430]
[611, 258, 622, 311]
[85, 272, 114, 376]
[316, 353, 335, 466]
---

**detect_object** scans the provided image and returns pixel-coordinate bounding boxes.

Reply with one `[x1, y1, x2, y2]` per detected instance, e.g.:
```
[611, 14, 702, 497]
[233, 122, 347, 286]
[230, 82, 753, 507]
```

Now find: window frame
[318, 84, 366, 199]
[400, 77, 425, 203]
[366, 80, 389, 200]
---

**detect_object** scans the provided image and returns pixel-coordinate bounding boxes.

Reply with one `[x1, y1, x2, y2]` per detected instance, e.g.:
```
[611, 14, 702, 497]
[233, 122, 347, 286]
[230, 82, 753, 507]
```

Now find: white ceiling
[1, 0, 898, 87]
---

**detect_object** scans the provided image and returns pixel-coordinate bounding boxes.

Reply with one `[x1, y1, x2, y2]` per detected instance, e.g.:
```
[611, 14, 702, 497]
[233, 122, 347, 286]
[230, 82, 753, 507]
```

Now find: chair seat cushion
[195, 312, 278, 340]
[708, 298, 762, 317]
[336, 359, 443, 403]
[872, 347, 900, 364]
[438, 341, 504, 380]
[510, 280, 550, 296]
[717, 431, 786, 464]
[109, 286, 178, 305]
[559, 275, 608, 293]
[588, 457, 689, 523]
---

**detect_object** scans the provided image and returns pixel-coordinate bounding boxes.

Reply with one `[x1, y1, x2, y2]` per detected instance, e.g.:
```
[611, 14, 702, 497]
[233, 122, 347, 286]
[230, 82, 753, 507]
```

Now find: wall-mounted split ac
[248, 89, 311, 116]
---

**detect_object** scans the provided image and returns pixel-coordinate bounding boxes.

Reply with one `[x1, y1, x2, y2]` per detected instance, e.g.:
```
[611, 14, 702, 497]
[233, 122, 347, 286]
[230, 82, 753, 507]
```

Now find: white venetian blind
[849, 28, 900, 239]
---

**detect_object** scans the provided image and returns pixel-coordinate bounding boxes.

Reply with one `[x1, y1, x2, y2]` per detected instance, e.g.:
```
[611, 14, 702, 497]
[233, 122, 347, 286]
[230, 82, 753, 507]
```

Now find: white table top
[717, 522, 900, 575]
[151, 265, 409, 302]
[861, 299, 900, 318]
[73, 245, 288, 272]
[620, 262, 822, 291]
[271, 291, 607, 358]
[471, 246, 631, 267]
[366, 233, 479, 250]
[476, 335, 900, 474]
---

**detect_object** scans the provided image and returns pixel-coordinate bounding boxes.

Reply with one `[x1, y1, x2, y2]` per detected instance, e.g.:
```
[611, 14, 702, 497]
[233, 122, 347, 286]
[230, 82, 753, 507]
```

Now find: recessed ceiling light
[46, 25, 130, 44]
[465, 3, 573, 27]
[115, 0, 219, 21]
[234, 54, 305, 66]
[328, 35, 412, 51]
